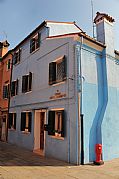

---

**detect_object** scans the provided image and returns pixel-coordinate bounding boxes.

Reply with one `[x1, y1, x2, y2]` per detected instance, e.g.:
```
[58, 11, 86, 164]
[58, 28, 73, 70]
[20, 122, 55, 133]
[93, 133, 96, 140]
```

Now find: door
[34, 110, 46, 155]
[40, 112, 45, 150]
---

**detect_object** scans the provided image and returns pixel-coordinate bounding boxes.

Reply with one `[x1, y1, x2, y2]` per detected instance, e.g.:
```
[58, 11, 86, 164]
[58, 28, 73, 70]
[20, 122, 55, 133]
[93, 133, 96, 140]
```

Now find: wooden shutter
[22, 75, 28, 93]
[62, 56, 67, 80]
[13, 53, 16, 65]
[14, 113, 16, 129]
[28, 112, 32, 132]
[29, 72, 32, 91]
[11, 81, 15, 96]
[49, 62, 56, 85]
[21, 112, 26, 131]
[30, 39, 35, 53]
[8, 113, 13, 129]
[18, 49, 21, 62]
[61, 110, 66, 137]
[36, 33, 41, 49]
[16, 79, 19, 95]
[48, 111, 55, 135]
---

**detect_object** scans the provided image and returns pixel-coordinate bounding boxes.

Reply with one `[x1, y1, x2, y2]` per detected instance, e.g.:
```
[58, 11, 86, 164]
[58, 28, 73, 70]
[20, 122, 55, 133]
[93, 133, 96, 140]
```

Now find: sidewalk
[0, 141, 119, 179]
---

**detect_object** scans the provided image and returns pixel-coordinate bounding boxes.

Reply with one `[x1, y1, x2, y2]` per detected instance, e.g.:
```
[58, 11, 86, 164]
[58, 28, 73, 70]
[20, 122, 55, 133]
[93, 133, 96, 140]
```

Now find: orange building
[0, 41, 12, 141]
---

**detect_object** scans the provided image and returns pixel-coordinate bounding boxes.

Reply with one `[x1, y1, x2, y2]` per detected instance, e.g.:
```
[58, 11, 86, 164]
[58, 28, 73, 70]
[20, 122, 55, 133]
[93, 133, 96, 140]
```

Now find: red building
[0, 41, 12, 141]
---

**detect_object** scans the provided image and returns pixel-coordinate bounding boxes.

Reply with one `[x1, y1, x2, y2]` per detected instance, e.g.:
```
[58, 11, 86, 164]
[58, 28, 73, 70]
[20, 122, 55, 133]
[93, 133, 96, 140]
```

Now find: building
[0, 41, 11, 141]
[8, 12, 119, 165]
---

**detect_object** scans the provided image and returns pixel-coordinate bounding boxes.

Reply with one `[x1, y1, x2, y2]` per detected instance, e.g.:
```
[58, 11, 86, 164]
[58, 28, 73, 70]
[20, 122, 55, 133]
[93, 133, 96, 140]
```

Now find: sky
[0, 0, 119, 50]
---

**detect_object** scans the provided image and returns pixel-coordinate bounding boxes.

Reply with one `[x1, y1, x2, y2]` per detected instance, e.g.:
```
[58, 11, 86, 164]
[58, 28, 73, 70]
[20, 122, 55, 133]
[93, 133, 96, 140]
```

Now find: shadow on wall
[89, 51, 108, 162]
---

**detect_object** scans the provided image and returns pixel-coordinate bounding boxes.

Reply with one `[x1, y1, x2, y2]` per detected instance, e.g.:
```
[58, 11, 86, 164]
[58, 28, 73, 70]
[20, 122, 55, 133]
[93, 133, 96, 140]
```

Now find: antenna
[91, 0, 95, 38]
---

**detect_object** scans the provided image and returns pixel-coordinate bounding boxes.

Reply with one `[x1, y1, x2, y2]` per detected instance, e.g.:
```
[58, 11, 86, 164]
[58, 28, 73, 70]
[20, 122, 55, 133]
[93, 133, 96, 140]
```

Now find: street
[0, 141, 119, 179]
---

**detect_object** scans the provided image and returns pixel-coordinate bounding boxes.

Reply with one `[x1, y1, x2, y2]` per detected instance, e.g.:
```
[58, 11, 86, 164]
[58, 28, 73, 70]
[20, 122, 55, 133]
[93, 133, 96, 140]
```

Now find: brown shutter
[62, 56, 67, 80]
[16, 79, 19, 95]
[8, 113, 13, 129]
[49, 62, 56, 85]
[11, 81, 15, 96]
[22, 75, 28, 93]
[29, 72, 32, 91]
[61, 110, 66, 137]
[14, 113, 16, 129]
[21, 112, 26, 131]
[48, 111, 55, 135]
[28, 112, 32, 132]
[36, 33, 41, 49]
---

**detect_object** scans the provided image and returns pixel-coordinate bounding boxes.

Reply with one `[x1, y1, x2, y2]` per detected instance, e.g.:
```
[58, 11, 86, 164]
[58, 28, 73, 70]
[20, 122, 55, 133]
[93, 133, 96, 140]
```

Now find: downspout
[75, 34, 84, 165]
[6, 52, 13, 141]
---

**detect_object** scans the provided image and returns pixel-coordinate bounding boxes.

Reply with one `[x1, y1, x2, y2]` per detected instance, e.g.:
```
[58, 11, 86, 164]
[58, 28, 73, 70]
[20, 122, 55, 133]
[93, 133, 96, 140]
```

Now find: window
[30, 33, 41, 53]
[11, 79, 19, 96]
[3, 84, 9, 99]
[49, 56, 67, 85]
[8, 113, 16, 130]
[21, 112, 32, 132]
[22, 72, 32, 93]
[13, 49, 21, 65]
[6, 59, 11, 70]
[48, 110, 65, 137]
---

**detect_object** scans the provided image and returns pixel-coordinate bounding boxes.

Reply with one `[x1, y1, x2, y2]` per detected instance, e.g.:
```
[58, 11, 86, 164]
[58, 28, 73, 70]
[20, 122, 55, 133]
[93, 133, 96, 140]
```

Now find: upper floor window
[21, 112, 32, 132]
[22, 72, 32, 93]
[48, 110, 65, 138]
[3, 84, 9, 99]
[11, 79, 19, 97]
[49, 56, 67, 85]
[13, 49, 21, 65]
[30, 33, 41, 53]
[8, 113, 16, 130]
[6, 59, 11, 71]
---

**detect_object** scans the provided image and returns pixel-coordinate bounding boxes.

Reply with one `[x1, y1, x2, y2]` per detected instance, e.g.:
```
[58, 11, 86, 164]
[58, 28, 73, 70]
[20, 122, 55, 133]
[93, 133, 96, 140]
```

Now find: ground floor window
[48, 110, 65, 137]
[21, 112, 32, 132]
[8, 113, 16, 130]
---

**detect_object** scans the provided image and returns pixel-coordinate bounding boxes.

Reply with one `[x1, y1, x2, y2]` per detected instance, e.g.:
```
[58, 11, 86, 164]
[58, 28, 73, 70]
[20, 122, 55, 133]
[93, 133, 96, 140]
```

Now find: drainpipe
[79, 35, 84, 165]
[6, 52, 14, 141]
[75, 34, 84, 165]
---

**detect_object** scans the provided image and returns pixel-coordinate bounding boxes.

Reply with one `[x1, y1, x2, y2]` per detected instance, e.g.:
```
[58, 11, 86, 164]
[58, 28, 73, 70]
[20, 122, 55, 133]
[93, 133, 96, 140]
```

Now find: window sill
[8, 128, 16, 131]
[30, 47, 40, 55]
[51, 135, 64, 140]
[21, 131, 31, 135]
[49, 80, 66, 87]
[14, 61, 20, 66]
[22, 90, 32, 94]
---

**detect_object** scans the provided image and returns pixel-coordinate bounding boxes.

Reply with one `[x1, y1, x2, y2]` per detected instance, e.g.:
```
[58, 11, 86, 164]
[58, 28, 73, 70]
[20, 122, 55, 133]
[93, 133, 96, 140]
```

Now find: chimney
[0, 40, 10, 58]
[94, 12, 115, 56]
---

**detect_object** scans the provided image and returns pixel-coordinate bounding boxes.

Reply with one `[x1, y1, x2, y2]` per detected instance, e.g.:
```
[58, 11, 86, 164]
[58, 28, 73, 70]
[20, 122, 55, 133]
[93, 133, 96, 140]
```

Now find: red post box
[94, 144, 104, 165]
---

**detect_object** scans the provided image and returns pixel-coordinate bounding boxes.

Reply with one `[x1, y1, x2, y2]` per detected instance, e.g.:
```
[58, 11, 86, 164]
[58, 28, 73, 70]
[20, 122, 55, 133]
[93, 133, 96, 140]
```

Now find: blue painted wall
[78, 42, 119, 164]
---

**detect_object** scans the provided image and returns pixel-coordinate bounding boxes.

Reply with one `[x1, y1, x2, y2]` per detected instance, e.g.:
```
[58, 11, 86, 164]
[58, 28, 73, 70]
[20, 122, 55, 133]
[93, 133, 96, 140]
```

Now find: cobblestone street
[0, 141, 119, 179]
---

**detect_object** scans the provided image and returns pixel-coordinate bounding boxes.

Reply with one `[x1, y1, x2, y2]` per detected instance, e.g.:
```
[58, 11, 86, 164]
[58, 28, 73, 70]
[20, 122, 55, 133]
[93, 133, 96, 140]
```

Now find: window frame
[22, 72, 32, 93]
[30, 33, 41, 53]
[6, 59, 11, 71]
[48, 109, 65, 138]
[11, 79, 19, 97]
[13, 49, 21, 65]
[8, 113, 16, 130]
[49, 56, 67, 85]
[3, 83, 9, 99]
[21, 111, 32, 133]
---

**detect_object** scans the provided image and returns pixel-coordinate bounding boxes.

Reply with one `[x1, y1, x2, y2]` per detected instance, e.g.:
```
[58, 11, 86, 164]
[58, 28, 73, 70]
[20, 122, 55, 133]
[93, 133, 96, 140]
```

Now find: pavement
[0, 142, 119, 179]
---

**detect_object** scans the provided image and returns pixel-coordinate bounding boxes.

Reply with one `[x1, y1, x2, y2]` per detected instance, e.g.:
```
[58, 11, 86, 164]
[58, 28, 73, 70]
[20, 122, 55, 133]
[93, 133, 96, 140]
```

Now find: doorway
[34, 110, 46, 156]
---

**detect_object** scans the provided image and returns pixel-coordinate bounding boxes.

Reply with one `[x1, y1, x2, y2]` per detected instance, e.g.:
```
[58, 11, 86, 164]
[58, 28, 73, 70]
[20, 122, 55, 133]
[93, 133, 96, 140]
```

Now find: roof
[1, 49, 14, 61]
[14, 20, 83, 51]
[94, 12, 115, 24]
[47, 32, 106, 48]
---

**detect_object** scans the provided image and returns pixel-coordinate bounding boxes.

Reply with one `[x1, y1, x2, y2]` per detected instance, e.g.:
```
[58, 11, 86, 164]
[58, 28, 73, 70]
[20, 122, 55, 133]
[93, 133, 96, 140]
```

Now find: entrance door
[40, 112, 45, 150]
[34, 110, 46, 155]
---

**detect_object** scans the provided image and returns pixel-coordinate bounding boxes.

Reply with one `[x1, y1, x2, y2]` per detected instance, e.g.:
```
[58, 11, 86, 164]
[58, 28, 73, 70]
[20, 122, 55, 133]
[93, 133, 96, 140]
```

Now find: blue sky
[0, 0, 119, 49]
